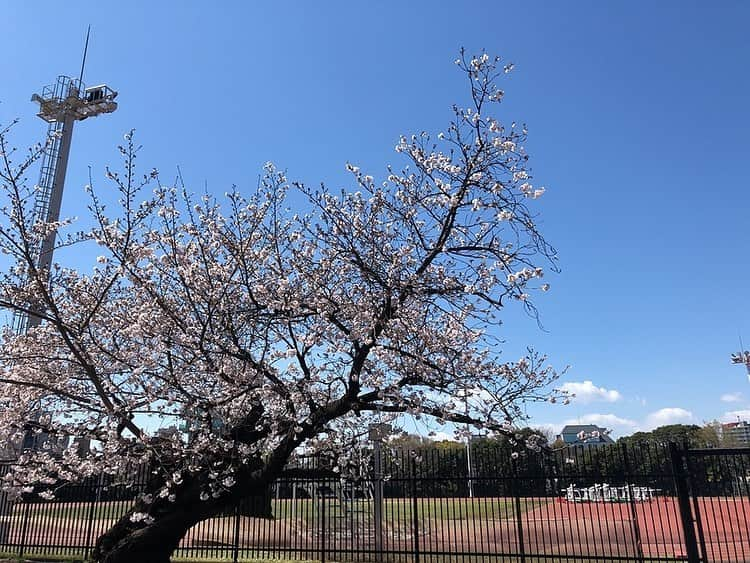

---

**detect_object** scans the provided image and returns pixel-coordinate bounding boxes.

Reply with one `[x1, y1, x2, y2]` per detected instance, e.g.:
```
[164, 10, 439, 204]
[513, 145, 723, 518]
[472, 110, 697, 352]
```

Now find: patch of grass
[12, 501, 132, 522]
[271, 497, 546, 522]
[172, 558, 319, 563]
[0, 551, 86, 562]
[11, 497, 546, 526]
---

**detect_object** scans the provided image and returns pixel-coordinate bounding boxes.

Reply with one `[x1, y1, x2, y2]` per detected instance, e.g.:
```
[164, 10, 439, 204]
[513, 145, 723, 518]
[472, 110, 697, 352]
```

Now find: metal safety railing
[0, 442, 748, 562]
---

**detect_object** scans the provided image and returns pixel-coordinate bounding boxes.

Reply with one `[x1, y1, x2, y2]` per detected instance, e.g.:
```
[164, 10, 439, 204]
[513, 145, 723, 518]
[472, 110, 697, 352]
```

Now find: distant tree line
[379, 423, 746, 497]
[617, 423, 728, 449]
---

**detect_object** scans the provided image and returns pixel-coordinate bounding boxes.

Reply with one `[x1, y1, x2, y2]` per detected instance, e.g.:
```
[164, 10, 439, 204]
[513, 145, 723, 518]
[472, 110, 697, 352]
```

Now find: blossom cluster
[0, 52, 561, 518]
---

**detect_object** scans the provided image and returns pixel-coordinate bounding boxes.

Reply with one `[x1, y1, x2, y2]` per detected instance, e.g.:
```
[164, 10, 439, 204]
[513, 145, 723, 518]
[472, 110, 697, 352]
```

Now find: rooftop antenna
[12, 28, 118, 334]
[731, 335, 750, 384]
[78, 25, 91, 86]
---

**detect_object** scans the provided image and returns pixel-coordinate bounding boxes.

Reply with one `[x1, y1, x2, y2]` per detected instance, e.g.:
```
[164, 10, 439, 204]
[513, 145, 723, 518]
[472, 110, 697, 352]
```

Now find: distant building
[558, 424, 614, 447]
[21, 431, 68, 455]
[722, 420, 750, 446]
[156, 426, 180, 440]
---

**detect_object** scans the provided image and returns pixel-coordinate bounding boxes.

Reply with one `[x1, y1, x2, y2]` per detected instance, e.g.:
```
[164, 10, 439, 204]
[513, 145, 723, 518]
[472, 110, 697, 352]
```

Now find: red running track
[523, 497, 750, 562]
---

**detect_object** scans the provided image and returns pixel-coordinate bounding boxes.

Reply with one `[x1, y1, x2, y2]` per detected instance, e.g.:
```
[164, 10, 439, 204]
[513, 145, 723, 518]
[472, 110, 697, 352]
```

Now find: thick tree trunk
[92, 472, 274, 562]
[94, 507, 203, 563]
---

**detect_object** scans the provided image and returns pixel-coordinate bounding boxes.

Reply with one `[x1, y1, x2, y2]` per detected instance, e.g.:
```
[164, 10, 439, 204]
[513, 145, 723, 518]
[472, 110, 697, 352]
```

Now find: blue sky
[1, 1, 748, 438]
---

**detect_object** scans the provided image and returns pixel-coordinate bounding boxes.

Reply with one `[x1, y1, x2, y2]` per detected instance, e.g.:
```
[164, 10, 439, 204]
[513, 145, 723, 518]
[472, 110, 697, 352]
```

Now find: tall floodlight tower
[11, 73, 117, 334]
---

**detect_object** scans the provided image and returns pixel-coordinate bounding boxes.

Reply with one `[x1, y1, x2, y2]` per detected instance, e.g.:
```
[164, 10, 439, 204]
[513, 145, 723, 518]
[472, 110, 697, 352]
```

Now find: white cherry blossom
[0, 50, 561, 562]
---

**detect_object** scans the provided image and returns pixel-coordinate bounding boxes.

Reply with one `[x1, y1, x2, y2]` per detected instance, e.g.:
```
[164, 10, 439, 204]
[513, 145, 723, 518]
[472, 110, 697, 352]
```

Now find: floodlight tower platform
[12, 75, 117, 334]
[731, 350, 750, 383]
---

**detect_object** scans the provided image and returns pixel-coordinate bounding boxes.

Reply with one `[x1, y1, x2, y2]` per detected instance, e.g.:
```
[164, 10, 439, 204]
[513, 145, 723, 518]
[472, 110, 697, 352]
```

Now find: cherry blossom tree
[0, 51, 561, 562]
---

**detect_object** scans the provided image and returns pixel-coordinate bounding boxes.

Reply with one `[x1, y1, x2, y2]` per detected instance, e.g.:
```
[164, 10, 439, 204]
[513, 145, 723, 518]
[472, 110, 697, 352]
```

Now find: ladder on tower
[33, 122, 65, 231]
[11, 121, 65, 335]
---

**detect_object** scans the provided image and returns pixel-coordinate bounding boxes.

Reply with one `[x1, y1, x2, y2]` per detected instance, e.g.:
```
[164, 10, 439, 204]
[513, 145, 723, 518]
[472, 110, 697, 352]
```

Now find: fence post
[0, 493, 10, 548]
[621, 442, 645, 561]
[688, 468, 709, 561]
[320, 484, 326, 563]
[411, 455, 420, 563]
[232, 504, 241, 563]
[372, 438, 384, 561]
[681, 442, 708, 561]
[512, 461, 526, 563]
[669, 442, 701, 563]
[83, 472, 104, 560]
[18, 500, 30, 558]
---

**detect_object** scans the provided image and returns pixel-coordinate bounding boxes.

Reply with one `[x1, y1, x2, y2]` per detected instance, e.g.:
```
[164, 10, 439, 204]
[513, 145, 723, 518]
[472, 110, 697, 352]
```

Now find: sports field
[1, 496, 749, 562]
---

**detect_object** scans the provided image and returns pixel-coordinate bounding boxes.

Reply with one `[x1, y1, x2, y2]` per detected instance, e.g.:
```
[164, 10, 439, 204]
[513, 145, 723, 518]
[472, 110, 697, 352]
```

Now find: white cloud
[720, 392, 743, 403]
[720, 410, 750, 423]
[566, 413, 638, 429]
[557, 380, 623, 404]
[644, 407, 693, 430]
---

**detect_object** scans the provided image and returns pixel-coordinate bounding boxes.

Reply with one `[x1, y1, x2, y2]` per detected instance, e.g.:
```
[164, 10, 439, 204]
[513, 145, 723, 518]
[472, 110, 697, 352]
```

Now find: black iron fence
[0, 442, 748, 562]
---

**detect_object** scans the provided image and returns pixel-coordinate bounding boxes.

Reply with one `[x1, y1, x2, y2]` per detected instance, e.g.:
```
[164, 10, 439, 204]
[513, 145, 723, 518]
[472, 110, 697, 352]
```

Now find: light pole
[459, 388, 474, 498]
[368, 423, 391, 560]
